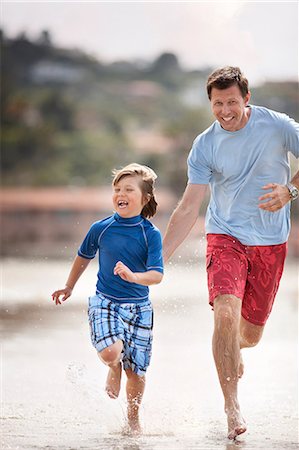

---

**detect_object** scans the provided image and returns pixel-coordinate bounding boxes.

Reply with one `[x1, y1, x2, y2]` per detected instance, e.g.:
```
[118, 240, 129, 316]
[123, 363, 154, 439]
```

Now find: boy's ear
[144, 194, 151, 204]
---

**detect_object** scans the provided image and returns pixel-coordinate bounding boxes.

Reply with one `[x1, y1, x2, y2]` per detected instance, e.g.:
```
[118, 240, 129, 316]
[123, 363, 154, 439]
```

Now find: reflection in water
[2, 260, 298, 449]
[226, 439, 245, 449]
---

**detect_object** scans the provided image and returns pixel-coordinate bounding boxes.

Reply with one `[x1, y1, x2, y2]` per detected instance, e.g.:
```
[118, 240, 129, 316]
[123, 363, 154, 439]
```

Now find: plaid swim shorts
[88, 294, 153, 376]
[206, 234, 287, 326]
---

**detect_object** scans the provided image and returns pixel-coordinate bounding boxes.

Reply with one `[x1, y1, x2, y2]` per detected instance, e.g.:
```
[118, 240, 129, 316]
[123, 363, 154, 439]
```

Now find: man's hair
[112, 163, 158, 218]
[206, 66, 249, 100]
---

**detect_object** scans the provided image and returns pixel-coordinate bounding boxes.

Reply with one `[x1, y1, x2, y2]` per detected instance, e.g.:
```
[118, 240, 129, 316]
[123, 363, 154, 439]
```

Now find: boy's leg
[98, 339, 123, 399]
[125, 368, 145, 435]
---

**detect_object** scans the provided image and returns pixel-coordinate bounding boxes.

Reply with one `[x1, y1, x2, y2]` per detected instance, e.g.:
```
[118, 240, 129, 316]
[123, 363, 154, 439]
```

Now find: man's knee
[240, 318, 264, 348]
[214, 294, 242, 329]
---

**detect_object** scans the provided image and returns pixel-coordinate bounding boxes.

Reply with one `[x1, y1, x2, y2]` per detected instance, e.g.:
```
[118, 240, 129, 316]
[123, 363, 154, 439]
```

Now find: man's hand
[258, 183, 290, 212]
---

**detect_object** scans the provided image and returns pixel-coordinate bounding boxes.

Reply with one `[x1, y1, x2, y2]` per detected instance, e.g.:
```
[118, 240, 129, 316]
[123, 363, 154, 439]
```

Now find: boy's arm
[52, 255, 91, 305]
[114, 261, 163, 286]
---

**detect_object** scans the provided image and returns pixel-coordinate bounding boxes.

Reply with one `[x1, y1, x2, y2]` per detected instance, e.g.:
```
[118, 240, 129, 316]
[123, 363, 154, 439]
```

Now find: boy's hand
[51, 286, 73, 305]
[113, 261, 137, 283]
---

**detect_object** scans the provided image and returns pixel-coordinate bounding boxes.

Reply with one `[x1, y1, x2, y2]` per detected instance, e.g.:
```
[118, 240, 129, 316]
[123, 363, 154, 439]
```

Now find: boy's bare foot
[122, 421, 142, 437]
[105, 363, 122, 399]
[238, 353, 244, 378]
[226, 409, 247, 440]
[127, 402, 142, 436]
[127, 417, 142, 436]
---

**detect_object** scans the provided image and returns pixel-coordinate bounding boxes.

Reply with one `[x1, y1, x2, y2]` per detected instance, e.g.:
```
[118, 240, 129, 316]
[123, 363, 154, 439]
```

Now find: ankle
[225, 398, 240, 414]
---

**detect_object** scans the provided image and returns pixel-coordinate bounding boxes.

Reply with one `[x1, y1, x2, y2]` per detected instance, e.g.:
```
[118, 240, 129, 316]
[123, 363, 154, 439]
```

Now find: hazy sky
[1, 1, 298, 86]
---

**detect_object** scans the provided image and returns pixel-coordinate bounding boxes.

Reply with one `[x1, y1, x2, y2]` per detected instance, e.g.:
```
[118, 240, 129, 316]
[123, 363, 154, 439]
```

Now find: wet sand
[1, 257, 298, 450]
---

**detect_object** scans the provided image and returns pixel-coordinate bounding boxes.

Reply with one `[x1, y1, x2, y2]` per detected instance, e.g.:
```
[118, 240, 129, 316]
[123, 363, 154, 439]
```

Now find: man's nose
[222, 103, 231, 115]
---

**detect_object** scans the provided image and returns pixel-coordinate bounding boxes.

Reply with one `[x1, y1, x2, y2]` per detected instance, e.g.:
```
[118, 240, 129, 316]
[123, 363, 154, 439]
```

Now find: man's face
[210, 84, 251, 132]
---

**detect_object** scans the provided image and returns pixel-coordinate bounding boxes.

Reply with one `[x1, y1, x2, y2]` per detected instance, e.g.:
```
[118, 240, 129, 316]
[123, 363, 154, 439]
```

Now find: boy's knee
[99, 340, 123, 364]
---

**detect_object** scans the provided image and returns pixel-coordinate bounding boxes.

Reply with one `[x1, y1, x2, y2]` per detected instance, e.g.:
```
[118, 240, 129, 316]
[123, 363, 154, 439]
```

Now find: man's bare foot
[238, 353, 244, 379]
[105, 363, 122, 399]
[227, 409, 247, 440]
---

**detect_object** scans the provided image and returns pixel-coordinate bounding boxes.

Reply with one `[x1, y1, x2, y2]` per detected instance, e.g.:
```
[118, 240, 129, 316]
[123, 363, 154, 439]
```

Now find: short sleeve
[146, 227, 164, 274]
[187, 135, 212, 184]
[282, 114, 299, 158]
[78, 222, 100, 259]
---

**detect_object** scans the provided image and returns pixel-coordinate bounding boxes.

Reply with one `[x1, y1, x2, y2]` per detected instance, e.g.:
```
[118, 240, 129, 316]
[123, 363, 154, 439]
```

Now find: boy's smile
[117, 200, 129, 209]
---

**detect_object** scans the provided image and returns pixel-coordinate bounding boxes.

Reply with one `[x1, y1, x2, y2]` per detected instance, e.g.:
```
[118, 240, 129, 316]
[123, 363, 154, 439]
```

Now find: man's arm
[258, 170, 299, 212]
[163, 183, 208, 262]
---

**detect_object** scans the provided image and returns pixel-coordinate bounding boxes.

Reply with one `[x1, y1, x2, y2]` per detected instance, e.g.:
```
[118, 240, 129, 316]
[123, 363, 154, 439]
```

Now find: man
[163, 66, 299, 440]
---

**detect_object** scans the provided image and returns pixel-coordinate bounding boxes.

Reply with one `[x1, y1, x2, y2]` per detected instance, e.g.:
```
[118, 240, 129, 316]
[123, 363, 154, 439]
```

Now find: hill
[1, 29, 298, 196]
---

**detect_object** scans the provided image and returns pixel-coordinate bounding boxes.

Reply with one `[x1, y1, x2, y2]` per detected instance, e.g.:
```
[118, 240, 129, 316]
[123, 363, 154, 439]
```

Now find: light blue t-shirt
[187, 105, 299, 245]
[78, 213, 163, 303]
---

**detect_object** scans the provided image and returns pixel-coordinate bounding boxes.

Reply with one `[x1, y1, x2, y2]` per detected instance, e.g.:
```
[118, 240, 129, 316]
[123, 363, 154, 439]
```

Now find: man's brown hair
[206, 66, 249, 100]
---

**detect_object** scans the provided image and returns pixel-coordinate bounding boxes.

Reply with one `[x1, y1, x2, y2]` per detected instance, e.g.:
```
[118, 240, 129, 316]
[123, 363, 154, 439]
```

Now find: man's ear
[245, 91, 251, 106]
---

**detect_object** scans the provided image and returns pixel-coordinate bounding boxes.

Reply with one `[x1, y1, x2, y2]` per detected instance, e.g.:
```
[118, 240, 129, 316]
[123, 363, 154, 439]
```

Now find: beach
[1, 257, 298, 450]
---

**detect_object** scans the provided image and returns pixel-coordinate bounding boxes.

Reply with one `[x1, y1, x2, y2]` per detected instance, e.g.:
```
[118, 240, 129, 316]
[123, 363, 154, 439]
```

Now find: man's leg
[125, 368, 146, 435]
[99, 339, 123, 399]
[213, 294, 247, 440]
[239, 317, 264, 348]
[238, 318, 264, 378]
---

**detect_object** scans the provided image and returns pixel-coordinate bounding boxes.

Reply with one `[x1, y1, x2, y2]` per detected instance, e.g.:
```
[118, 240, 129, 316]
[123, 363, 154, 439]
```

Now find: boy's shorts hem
[123, 360, 147, 377]
[92, 334, 123, 353]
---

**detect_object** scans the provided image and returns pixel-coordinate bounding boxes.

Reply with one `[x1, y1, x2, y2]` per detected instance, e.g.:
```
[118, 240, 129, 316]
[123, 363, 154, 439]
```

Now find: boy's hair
[112, 163, 158, 218]
[206, 66, 249, 100]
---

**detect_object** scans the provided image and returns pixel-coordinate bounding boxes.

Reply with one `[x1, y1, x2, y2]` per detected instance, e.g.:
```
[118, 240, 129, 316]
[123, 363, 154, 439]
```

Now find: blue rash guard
[187, 105, 299, 245]
[78, 212, 163, 303]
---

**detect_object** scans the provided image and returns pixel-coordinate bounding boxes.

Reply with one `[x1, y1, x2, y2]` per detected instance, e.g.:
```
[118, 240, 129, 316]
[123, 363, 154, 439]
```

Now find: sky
[1, 1, 298, 86]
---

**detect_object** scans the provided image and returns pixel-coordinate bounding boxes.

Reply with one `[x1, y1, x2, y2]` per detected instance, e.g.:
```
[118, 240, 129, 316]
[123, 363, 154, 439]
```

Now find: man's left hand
[258, 183, 290, 212]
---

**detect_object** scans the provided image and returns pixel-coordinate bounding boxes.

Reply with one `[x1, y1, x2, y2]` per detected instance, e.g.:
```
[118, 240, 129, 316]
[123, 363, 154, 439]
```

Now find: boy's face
[210, 84, 251, 132]
[113, 175, 146, 218]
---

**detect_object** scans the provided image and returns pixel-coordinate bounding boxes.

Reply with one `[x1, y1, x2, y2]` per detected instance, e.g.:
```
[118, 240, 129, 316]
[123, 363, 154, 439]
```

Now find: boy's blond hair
[112, 163, 158, 218]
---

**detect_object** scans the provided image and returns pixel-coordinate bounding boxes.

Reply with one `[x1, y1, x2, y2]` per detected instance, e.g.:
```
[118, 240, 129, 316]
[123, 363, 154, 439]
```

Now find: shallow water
[1, 258, 298, 449]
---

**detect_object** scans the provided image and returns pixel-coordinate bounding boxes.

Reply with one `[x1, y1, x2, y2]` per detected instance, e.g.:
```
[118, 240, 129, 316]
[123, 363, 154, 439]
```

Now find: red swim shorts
[206, 234, 287, 326]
